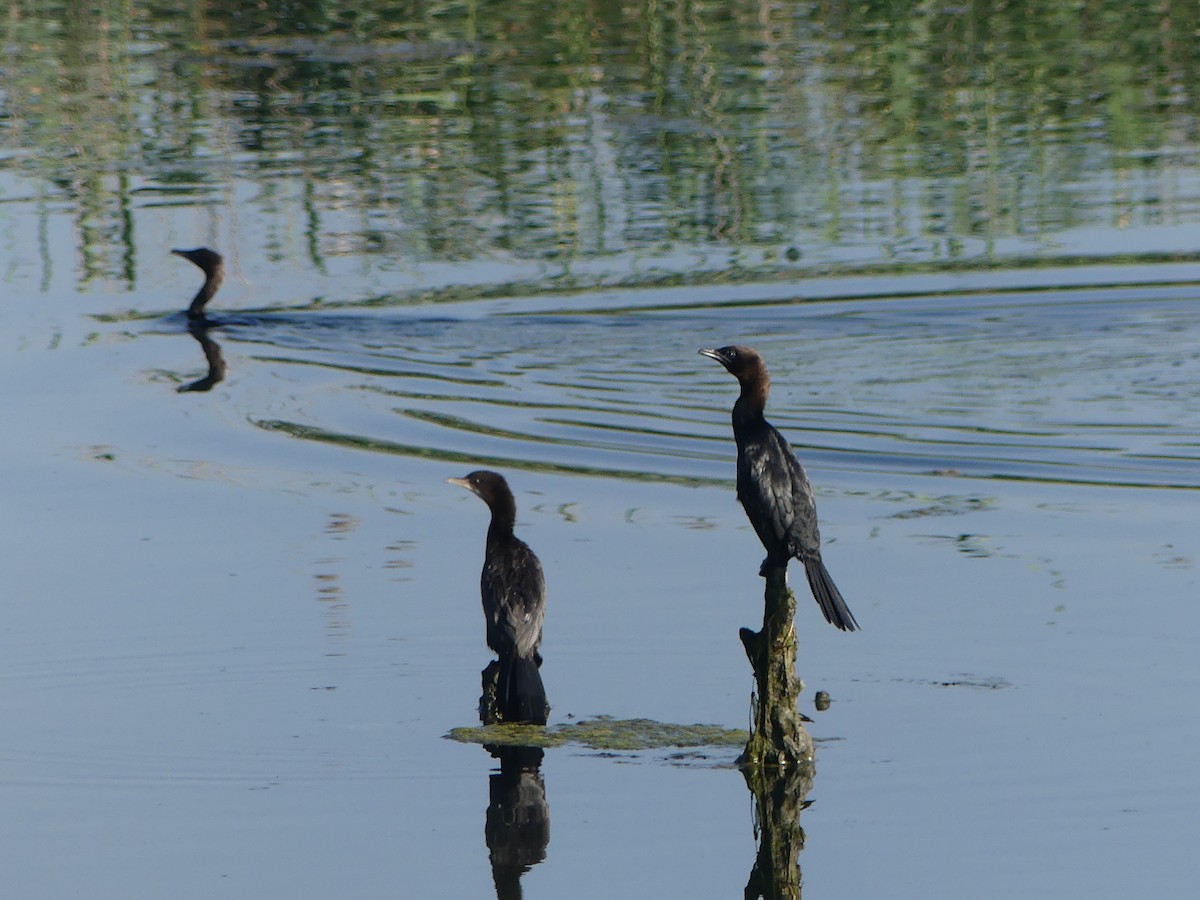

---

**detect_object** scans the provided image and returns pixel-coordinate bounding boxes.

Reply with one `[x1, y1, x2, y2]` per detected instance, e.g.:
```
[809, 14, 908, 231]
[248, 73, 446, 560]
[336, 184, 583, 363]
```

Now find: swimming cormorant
[699, 345, 859, 632]
[171, 247, 224, 321]
[448, 470, 549, 724]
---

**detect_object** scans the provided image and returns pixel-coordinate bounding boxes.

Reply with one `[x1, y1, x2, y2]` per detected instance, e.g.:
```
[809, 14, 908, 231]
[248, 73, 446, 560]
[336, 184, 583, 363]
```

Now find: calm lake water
[3, 2, 1200, 897]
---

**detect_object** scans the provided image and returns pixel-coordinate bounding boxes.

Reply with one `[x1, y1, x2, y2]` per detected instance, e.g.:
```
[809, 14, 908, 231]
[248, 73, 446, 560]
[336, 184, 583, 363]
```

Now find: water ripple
[158, 280, 1200, 490]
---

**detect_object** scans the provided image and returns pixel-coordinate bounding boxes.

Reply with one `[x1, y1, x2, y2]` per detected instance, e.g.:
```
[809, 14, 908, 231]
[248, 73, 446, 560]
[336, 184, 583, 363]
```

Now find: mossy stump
[739, 566, 814, 898]
[480, 660, 502, 725]
[479, 660, 549, 726]
[738, 566, 815, 772]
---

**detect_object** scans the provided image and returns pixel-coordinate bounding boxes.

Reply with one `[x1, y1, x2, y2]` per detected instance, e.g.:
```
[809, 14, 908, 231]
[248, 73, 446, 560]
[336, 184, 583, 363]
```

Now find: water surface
[3, 2, 1200, 897]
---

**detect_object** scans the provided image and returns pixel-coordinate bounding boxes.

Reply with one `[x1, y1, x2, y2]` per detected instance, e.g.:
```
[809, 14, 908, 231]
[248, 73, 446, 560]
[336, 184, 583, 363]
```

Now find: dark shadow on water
[176, 322, 227, 393]
[484, 744, 550, 900]
[743, 765, 814, 900]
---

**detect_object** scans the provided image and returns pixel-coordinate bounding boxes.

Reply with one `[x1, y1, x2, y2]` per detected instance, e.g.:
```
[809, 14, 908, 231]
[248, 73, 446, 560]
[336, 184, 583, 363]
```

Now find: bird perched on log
[700, 345, 859, 632]
[448, 470, 549, 724]
[171, 247, 224, 321]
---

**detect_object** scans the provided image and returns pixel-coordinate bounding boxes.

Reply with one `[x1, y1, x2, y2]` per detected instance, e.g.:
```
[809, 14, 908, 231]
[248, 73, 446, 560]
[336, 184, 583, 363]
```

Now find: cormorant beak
[698, 347, 726, 364]
[446, 476, 476, 495]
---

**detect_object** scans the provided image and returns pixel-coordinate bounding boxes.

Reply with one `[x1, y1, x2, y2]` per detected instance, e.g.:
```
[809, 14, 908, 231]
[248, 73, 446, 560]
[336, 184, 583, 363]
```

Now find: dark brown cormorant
[448, 470, 548, 724]
[171, 247, 225, 321]
[699, 345, 859, 632]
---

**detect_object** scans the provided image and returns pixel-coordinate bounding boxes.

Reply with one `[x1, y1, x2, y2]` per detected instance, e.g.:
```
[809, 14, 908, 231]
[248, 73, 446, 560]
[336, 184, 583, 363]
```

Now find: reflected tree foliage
[3, 1, 1200, 291]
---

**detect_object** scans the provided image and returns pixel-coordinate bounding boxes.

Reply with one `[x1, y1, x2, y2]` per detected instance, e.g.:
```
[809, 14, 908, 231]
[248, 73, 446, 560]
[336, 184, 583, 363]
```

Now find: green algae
[446, 716, 747, 751]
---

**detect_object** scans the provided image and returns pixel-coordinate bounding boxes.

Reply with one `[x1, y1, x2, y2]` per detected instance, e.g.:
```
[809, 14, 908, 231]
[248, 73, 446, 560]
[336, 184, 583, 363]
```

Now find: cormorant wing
[482, 538, 546, 659]
[739, 423, 823, 561]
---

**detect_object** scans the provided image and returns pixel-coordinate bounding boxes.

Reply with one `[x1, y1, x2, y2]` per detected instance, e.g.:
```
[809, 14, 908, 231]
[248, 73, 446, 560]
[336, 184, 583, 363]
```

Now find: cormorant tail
[802, 557, 860, 632]
[497, 656, 548, 725]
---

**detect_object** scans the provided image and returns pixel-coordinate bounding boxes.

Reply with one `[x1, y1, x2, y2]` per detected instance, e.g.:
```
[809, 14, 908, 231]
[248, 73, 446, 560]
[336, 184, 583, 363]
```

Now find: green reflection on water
[4, 1, 1200, 292]
[253, 416, 729, 486]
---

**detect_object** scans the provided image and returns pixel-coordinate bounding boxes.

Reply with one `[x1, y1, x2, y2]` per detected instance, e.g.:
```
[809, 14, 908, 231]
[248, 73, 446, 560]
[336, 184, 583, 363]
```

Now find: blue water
[2, 254, 1199, 896]
[4, 4, 1200, 893]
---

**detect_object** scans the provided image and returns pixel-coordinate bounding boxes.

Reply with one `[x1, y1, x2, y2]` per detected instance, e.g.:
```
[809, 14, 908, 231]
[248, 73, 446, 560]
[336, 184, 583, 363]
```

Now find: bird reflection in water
[484, 744, 550, 900]
[177, 322, 227, 393]
[171, 248, 228, 393]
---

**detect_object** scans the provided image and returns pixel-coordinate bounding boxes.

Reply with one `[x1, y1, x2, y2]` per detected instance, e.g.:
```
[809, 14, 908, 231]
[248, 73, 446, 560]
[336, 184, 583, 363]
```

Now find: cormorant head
[447, 470, 515, 512]
[699, 345, 764, 381]
[171, 247, 225, 277]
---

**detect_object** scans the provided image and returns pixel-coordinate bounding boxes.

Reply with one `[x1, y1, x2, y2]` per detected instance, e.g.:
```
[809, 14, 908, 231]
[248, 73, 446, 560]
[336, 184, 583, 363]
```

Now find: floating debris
[447, 716, 747, 751]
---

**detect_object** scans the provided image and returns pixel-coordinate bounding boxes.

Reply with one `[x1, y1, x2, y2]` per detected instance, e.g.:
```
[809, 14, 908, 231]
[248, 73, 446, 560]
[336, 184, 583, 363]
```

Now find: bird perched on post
[171, 247, 225, 321]
[447, 470, 549, 724]
[699, 345, 859, 632]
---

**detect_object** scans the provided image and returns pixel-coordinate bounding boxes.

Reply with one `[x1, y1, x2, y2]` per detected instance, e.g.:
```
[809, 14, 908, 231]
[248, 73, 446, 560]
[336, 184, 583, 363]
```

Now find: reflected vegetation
[6, 2, 1200, 294]
[484, 745, 550, 900]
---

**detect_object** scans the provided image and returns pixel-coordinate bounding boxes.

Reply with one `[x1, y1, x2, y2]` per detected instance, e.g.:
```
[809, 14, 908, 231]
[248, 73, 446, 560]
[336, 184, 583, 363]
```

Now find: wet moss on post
[479, 660, 550, 726]
[480, 660, 502, 725]
[738, 566, 815, 772]
[739, 566, 815, 899]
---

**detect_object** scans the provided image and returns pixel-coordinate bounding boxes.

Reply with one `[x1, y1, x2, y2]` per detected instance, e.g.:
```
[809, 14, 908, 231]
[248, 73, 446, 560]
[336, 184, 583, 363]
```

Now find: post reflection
[484, 744, 550, 900]
[176, 322, 227, 393]
[743, 766, 814, 900]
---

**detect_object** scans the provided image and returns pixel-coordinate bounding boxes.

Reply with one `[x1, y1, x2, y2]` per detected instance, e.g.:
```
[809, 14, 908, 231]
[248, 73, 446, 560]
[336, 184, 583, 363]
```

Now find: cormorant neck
[186, 270, 223, 320]
[734, 368, 769, 423]
[485, 493, 518, 543]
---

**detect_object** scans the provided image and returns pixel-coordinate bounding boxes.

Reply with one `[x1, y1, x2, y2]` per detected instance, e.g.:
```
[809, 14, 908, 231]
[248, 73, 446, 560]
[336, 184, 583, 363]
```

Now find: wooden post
[739, 566, 815, 899]
[480, 660, 501, 725]
[738, 566, 815, 771]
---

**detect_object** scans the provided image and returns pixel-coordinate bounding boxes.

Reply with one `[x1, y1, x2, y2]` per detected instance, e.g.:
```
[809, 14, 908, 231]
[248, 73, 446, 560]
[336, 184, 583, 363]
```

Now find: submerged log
[738, 566, 815, 772]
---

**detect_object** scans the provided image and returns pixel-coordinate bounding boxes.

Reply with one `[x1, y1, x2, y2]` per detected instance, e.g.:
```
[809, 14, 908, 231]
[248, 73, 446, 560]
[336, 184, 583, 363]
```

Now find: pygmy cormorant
[448, 470, 549, 724]
[171, 247, 224, 321]
[699, 345, 860, 632]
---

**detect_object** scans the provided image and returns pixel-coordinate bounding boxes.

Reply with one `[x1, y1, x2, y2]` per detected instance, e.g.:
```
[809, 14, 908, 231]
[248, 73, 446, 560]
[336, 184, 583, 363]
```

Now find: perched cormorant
[448, 470, 549, 724]
[699, 345, 859, 632]
[171, 247, 225, 321]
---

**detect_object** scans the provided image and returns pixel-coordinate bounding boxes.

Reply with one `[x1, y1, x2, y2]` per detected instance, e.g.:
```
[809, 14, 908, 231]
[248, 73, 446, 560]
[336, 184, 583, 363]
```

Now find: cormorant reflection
[169, 248, 229, 393]
[177, 322, 227, 393]
[484, 744, 549, 900]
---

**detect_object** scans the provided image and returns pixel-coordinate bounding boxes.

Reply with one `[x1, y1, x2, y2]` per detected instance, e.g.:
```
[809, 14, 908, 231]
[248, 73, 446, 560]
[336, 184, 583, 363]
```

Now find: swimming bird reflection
[484, 744, 550, 900]
[176, 322, 227, 393]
